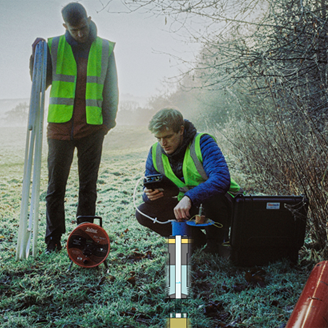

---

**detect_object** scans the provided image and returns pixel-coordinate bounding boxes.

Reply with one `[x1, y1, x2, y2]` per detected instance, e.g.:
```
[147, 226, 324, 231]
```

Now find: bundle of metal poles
[16, 40, 47, 260]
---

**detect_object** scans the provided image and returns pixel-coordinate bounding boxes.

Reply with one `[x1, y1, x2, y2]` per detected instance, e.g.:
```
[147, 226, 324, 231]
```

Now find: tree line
[111, 0, 328, 259]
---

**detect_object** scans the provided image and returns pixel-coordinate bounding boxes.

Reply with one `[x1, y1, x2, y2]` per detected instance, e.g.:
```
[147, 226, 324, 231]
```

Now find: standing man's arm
[102, 51, 118, 132]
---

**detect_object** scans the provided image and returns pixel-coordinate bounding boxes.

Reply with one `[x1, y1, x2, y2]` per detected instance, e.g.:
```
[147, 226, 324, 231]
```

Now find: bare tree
[196, 0, 328, 258]
[105, 0, 328, 258]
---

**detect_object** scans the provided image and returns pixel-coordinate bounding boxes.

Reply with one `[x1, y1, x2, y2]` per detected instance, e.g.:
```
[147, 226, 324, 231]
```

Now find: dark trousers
[136, 194, 232, 245]
[45, 131, 104, 241]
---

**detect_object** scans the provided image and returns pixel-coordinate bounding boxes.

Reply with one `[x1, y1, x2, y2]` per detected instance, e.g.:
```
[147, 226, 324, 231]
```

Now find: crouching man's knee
[135, 203, 172, 237]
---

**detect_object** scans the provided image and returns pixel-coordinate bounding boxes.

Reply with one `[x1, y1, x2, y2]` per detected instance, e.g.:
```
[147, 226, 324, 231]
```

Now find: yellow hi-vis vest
[47, 35, 115, 124]
[152, 133, 242, 201]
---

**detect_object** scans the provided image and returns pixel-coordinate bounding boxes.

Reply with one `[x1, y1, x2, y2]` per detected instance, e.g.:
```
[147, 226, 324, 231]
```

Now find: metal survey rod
[166, 222, 192, 326]
[167, 221, 191, 299]
[16, 40, 47, 260]
[176, 235, 182, 298]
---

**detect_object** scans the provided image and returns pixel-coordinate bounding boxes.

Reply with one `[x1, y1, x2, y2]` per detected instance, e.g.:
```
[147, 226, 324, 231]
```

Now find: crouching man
[136, 108, 242, 254]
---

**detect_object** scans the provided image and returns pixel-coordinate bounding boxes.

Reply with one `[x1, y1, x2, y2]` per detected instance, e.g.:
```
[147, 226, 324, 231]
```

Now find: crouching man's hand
[144, 188, 164, 201]
[174, 196, 192, 222]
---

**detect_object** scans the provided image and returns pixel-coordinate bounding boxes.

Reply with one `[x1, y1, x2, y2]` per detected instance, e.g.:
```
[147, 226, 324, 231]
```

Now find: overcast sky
[0, 0, 199, 101]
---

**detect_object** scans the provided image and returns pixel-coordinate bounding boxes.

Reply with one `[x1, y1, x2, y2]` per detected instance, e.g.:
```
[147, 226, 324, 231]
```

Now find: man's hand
[144, 188, 164, 201]
[174, 196, 192, 222]
[30, 38, 47, 80]
[32, 38, 46, 54]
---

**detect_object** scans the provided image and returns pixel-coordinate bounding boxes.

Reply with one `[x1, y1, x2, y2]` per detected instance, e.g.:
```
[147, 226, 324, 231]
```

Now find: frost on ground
[0, 125, 312, 328]
[0, 125, 154, 255]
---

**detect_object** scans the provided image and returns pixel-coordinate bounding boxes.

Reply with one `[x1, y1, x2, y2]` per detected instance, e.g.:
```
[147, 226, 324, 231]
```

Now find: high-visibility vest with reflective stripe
[152, 133, 241, 201]
[47, 35, 115, 124]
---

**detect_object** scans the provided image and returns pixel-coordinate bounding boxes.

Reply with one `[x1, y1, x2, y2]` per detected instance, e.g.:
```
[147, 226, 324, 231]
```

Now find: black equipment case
[230, 195, 308, 266]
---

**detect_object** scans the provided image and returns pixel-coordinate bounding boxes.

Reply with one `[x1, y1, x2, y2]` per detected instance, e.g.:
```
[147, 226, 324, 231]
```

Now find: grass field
[0, 125, 313, 327]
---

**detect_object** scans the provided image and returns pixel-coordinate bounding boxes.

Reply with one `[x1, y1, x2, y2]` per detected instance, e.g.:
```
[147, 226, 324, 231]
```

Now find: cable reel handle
[76, 215, 103, 227]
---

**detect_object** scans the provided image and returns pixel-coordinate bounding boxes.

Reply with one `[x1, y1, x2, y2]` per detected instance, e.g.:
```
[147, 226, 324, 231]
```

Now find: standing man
[31, 2, 118, 252]
[136, 108, 242, 254]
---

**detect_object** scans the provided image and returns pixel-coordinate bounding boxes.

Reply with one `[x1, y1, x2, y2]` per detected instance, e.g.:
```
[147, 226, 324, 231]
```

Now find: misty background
[0, 0, 199, 126]
[1, 0, 328, 262]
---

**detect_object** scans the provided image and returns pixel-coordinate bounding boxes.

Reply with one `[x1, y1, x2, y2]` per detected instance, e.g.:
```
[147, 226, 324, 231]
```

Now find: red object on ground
[67, 222, 110, 268]
[286, 261, 328, 328]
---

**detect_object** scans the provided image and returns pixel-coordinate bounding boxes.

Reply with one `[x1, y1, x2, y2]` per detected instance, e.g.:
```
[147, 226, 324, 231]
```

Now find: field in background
[0, 125, 313, 327]
[0, 125, 154, 259]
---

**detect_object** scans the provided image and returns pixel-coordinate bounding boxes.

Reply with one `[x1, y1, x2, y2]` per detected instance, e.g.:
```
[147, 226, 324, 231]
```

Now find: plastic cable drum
[285, 261, 328, 328]
[67, 222, 110, 268]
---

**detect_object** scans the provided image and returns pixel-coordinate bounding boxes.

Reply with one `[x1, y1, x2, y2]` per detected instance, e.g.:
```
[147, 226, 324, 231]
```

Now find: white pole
[175, 235, 182, 299]
[16, 51, 39, 260]
[16, 130, 32, 259]
[32, 42, 47, 257]
[16, 41, 47, 260]
[25, 49, 41, 258]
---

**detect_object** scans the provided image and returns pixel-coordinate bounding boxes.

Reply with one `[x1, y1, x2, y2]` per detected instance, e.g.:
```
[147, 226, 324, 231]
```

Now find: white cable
[133, 176, 174, 225]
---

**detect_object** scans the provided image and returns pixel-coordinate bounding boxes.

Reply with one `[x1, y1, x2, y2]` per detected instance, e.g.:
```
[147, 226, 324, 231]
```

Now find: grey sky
[0, 0, 199, 101]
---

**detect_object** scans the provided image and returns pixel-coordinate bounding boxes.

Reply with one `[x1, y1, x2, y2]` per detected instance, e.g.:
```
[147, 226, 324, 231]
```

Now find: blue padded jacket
[143, 133, 231, 206]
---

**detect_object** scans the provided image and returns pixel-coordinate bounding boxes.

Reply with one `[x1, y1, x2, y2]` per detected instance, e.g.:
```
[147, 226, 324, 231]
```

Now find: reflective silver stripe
[50, 36, 60, 80]
[155, 143, 165, 174]
[179, 186, 190, 193]
[52, 74, 75, 82]
[49, 97, 74, 106]
[50, 37, 110, 92]
[189, 133, 208, 180]
[50, 36, 76, 83]
[86, 99, 102, 107]
[86, 76, 98, 83]
[86, 39, 110, 85]
[100, 39, 110, 83]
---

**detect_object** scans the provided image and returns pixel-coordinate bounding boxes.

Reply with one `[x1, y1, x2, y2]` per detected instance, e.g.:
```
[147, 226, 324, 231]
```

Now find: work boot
[45, 236, 62, 254]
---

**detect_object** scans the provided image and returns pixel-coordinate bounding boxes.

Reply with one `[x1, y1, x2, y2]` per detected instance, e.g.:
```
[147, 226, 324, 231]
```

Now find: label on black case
[266, 202, 280, 210]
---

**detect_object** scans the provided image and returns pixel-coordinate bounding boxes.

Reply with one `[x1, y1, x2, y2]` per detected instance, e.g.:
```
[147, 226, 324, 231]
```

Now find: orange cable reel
[67, 222, 110, 268]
